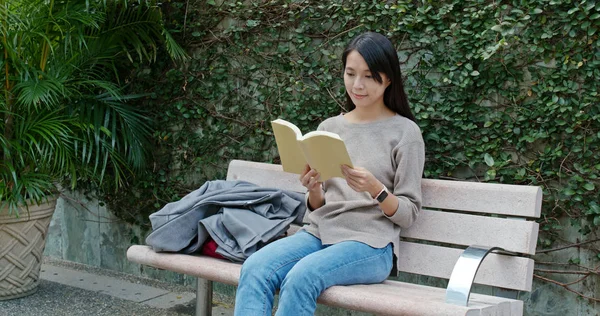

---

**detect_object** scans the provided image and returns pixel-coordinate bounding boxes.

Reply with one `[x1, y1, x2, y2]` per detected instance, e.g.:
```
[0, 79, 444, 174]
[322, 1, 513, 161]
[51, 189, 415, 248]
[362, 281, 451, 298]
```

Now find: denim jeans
[234, 231, 393, 316]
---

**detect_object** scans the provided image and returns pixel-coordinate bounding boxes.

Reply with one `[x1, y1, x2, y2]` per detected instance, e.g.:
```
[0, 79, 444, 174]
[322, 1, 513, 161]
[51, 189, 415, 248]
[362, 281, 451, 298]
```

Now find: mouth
[351, 93, 367, 99]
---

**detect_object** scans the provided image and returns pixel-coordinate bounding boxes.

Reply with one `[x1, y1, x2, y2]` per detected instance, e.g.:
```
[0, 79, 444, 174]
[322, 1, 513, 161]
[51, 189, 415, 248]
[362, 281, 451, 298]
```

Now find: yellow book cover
[271, 119, 353, 181]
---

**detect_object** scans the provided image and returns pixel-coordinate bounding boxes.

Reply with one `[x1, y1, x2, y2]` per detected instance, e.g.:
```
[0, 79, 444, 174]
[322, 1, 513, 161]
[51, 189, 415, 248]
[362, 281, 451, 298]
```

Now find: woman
[234, 31, 425, 316]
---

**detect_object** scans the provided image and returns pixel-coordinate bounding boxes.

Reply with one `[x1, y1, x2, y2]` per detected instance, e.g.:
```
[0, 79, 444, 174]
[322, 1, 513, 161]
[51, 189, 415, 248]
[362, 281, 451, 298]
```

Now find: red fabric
[201, 238, 225, 259]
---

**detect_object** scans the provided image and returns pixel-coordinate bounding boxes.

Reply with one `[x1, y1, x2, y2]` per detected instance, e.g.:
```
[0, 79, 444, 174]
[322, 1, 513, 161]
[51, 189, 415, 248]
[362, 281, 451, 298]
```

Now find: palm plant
[0, 0, 186, 216]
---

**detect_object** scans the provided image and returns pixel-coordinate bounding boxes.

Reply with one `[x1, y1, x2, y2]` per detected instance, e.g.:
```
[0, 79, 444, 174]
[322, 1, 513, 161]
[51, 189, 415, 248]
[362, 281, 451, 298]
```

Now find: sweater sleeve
[385, 140, 425, 228]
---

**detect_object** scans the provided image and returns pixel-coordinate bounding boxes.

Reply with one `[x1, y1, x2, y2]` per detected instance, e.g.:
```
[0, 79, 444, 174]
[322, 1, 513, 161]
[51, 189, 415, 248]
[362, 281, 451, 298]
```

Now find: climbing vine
[104, 0, 599, 300]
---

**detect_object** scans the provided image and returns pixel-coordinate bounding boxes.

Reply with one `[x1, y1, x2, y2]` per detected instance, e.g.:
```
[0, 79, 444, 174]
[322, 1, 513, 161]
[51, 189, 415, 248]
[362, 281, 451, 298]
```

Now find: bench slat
[321, 281, 523, 316]
[228, 160, 543, 218]
[317, 281, 519, 316]
[396, 242, 534, 291]
[127, 245, 523, 315]
[128, 245, 242, 286]
[421, 179, 542, 217]
[401, 209, 539, 255]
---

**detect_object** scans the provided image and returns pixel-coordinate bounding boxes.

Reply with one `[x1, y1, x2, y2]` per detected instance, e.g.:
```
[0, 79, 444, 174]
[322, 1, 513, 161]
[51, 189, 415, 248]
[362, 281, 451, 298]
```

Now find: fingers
[307, 173, 321, 190]
[345, 176, 360, 192]
[300, 166, 321, 190]
[341, 165, 375, 193]
[345, 180, 358, 192]
[342, 166, 358, 191]
[299, 164, 313, 184]
[341, 165, 364, 182]
[300, 164, 311, 178]
[341, 164, 352, 177]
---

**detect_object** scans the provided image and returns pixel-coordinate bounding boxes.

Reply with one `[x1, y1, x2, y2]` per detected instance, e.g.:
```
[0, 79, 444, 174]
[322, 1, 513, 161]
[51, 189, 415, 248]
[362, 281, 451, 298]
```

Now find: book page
[299, 133, 353, 181]
[271, 119, 307, 174]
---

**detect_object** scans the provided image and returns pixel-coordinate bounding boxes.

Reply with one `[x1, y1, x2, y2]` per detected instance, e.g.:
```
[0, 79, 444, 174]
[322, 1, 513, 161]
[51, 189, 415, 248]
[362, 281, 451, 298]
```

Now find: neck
[346, 104, 395, 123]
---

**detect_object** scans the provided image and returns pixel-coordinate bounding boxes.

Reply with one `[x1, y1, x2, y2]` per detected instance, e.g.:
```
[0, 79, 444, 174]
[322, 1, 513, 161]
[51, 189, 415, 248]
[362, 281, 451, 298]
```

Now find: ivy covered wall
[106, 0, 599, 308]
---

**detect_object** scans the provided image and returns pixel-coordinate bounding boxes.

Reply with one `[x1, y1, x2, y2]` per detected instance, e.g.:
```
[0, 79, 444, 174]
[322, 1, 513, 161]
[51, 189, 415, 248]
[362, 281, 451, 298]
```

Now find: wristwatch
[374, 186, 389, 203]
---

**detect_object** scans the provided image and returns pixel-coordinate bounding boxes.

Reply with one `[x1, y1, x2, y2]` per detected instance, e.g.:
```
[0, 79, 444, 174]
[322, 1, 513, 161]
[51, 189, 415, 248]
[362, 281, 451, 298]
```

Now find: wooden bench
[127, 159, 542, 315]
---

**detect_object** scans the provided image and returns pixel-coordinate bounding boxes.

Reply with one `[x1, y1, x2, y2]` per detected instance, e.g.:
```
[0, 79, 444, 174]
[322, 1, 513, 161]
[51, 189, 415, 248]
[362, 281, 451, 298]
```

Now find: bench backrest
[226, 160, 541, 293]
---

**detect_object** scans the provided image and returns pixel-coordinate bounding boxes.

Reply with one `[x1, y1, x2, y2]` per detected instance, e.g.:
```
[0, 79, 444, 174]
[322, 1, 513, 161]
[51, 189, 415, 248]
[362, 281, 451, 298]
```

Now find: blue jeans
[234, 231, 393, 316]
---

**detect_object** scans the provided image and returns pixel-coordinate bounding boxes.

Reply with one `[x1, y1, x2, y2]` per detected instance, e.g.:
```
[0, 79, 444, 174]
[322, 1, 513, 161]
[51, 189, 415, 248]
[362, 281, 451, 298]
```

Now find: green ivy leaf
[588, 27, 597, 36]
[491, 24, 503, 32]
[484, 153, 495, 166]
[485, 169, 496, 180]
[513, 127, 521, 135]
[594, 215, 600, 226]
[583, 182, 595, 191]
[569, 257, 581, 264]
[246, 20, 260, 27]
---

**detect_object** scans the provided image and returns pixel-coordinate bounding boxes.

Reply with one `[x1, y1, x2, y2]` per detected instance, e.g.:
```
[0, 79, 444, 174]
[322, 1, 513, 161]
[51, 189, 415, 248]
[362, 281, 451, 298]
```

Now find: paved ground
[0, 257, 235, 316]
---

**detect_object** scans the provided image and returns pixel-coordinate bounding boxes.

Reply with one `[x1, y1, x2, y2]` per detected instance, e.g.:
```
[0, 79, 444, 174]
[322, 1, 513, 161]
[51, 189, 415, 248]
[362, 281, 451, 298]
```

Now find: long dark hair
[342, 32, 416, 122]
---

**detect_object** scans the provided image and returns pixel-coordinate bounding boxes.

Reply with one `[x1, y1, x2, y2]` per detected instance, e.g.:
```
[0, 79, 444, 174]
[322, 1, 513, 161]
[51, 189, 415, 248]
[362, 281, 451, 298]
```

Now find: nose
[353, 77, 365, 90]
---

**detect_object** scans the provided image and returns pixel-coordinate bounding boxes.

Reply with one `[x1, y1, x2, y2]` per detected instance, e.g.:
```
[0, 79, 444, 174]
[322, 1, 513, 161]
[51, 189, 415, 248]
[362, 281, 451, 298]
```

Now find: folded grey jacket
[145, 180, 306, 262]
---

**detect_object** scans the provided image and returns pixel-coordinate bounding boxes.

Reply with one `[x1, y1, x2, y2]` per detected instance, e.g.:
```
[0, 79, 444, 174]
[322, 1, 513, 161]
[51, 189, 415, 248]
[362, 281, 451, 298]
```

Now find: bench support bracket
[196, 278, 213, 316]
[445, 245, 515, 306]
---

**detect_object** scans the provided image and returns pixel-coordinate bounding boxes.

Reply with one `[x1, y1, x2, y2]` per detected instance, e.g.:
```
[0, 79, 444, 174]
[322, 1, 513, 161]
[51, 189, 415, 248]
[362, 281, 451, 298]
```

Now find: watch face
[376, 190, 388, 203]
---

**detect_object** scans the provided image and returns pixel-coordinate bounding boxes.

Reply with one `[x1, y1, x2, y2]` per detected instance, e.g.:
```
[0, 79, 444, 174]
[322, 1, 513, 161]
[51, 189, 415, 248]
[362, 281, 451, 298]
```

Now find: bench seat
[127, 245, 523, 315]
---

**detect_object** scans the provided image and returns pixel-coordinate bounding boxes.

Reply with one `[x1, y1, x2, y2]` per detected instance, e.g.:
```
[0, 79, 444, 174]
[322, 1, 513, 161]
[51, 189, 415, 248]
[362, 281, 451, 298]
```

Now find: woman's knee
[280, 263, 324, 294]
[240, 253, 272, 280]
[240, 253, 295, 292]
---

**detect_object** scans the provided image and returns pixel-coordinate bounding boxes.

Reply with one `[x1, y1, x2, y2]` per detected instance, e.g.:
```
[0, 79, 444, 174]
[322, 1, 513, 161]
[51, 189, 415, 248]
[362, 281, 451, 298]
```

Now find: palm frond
[97, 1, 188, 63]
[163, 30, 189, 61]
[64, 91, 151, 189]
[13, 71, 66, 110]
[8, 108, 74, 175]
[0, 162, 54, 216]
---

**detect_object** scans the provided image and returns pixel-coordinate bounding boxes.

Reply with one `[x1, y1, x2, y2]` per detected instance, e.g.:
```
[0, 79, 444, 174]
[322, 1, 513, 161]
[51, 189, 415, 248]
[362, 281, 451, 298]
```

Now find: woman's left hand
[341, 165, 383, 198]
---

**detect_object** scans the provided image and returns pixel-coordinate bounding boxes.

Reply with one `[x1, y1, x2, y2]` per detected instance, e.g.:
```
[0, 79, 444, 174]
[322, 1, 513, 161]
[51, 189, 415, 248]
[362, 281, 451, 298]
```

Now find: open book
[271, 119, 353, 181]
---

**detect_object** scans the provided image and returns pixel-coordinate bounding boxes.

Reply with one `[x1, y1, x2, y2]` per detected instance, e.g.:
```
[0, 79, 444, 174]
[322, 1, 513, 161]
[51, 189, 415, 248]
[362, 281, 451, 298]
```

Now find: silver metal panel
[445, 246, 517, 306]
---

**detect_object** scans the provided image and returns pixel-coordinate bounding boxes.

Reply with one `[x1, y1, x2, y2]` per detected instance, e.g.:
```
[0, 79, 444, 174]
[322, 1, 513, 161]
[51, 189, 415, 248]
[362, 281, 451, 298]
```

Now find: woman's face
[344, 50, 390, 110]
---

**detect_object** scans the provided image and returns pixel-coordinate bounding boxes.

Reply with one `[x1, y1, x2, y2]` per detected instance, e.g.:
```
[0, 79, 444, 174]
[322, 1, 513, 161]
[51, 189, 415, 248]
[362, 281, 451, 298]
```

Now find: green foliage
[114, 0, 599, 241]
[0, 0, 186, 216]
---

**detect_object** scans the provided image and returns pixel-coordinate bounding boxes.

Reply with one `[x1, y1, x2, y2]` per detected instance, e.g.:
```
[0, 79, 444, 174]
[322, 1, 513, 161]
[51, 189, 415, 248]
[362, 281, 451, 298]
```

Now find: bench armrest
[445, 245, 518, 306]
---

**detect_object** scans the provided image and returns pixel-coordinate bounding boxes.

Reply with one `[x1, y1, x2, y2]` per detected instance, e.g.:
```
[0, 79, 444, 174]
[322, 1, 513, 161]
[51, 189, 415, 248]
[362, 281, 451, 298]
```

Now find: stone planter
[0, 198, 57, 300]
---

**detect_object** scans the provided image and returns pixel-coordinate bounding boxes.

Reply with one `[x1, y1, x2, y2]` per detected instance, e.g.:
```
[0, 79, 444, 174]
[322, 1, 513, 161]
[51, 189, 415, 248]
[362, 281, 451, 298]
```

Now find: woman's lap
[235, 230, 393, 316]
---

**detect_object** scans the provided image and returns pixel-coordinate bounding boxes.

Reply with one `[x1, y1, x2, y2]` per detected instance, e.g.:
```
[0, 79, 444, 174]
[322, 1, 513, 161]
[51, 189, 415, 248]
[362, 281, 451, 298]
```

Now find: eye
[345, 72, 355, 77]
[365, 75, 373, 79]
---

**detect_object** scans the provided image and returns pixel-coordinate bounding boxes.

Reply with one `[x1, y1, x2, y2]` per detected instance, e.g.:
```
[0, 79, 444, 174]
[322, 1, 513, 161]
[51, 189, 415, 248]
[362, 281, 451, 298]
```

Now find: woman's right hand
[300, 164, 322, 192]
[300, 164, 325, 210]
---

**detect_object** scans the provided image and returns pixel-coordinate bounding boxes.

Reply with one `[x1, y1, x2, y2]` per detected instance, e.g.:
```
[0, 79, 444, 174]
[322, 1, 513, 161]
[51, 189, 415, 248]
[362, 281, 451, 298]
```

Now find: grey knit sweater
[302, 113, 425, 265]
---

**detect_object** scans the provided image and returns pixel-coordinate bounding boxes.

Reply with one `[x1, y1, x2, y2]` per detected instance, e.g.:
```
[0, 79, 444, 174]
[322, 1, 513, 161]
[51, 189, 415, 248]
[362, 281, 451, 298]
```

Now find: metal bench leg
[445, 245, 516, 306]
[196, 278, 213, 316]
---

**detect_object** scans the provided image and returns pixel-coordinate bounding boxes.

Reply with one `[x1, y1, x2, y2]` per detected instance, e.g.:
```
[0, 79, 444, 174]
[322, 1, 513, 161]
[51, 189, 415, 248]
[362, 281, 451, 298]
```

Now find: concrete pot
[0, 198, 57, 300]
